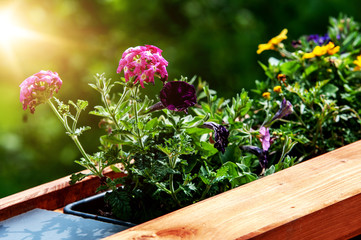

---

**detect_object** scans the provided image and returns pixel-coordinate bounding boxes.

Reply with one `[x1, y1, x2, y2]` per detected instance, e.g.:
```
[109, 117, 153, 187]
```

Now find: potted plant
[17, 13, 361, 229]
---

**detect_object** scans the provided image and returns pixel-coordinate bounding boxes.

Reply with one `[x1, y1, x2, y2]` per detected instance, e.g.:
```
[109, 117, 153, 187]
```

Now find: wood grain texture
[104, 140, 361, 240]
[0, 168, 125, 221]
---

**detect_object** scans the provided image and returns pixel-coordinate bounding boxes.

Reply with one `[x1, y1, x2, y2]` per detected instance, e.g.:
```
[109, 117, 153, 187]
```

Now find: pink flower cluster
[20, 70, 62, 113]
[117, 45, 168, 88]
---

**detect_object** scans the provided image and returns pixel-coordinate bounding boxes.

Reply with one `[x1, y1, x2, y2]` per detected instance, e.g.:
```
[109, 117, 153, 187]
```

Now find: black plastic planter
[64, 191, 136, 228]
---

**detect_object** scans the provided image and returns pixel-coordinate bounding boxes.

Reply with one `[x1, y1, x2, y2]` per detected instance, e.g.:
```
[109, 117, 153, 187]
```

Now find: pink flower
[117, 45, 168, 88]
[20, 70, 62, 113]
[258, 126, 271, 151]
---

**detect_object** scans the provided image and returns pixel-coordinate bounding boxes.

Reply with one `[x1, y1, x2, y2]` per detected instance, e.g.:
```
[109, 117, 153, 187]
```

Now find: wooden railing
[1, 141, 361, 239]
[0, 169, 125, 221]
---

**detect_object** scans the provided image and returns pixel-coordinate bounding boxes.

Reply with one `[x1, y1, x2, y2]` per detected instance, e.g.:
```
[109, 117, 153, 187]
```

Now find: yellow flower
[313, 45, 328, 56]
[324, 42, 340, 55]
[257, 43, 275, 54]
[262, 92, 271, 100]
[257, 29, 288, 54]
[277, 73, 286, 81]
[303, 42, 340, 59]
[353, 55, 361, 71]
[273, 86, 282, 93]
[302, 52, 316, 59]
[269, 29, 288, 45]
[277, 73, 288, 86]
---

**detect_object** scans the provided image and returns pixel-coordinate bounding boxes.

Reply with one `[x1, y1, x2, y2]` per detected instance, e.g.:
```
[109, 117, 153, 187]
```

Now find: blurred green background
[1, 0, 361, 198]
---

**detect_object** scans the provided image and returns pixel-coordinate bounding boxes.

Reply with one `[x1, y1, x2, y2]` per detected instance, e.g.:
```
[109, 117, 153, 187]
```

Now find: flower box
[1, 140, 361, 239]
[63, 190, 136, 227]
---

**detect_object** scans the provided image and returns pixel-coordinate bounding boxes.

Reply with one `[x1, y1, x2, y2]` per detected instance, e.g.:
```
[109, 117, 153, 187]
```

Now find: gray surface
[0, 208, 129, 240]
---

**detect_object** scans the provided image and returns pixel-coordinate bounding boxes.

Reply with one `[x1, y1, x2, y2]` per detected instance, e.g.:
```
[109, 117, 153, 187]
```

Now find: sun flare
[0, 9, 32, 47]
[0, 6, 70, 79]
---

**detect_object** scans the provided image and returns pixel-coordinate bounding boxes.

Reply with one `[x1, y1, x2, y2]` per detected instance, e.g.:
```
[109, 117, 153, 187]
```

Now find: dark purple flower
[240, 145, 268, 169]
[202, 122, 229, 154]
[271, 98, 293, 122]
[291, 40, 302, 48]
[160, 81, 197, 113]
[146, 81, 197, 113]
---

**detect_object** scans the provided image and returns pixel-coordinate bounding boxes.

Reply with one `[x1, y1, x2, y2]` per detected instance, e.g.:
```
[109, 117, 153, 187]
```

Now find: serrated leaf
[77, 100, 88, 110]
[74, 126, 91, 136]
[69, 172, 90, 184]
[90, 106, 111, 117]
[199, 175, 211, 185]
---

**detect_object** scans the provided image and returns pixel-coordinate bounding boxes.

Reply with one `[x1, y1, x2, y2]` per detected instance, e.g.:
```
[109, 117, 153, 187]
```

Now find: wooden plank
[0, 169, 125, 221]
[104, 140, 361, 240]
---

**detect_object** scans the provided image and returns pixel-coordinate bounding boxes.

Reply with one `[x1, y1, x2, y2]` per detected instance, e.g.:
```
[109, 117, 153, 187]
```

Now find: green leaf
[199, 142, 218, 156]
[280, 60, 301, 76]
[69, 172, 90, 185]
[90, 106, 111, 117]
[77, 100, 88, 110]
[258, 61, 268, 71]
[229, 173, 257, 187]
[264, 165, 275, 176]
[101, 135, 133, 145]
[342, 31, 358, 48]
[144, 118, 158, 131]
[346, 71, 361, 81]
[183, 158, 197, 173]
[74, 126, 91, 136]
[304, 63, 319, 76]
[201, 102, 211, 114]
[222, 161, 239, 178]
[110, 165, 123, 173]
[322, 83, 338, 98]
[104, 190, 132, 220]
[220, 144, 241, 164]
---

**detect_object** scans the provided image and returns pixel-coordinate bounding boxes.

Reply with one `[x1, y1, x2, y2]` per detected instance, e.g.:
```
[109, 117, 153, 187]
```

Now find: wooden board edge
[0, 169, 125, 221]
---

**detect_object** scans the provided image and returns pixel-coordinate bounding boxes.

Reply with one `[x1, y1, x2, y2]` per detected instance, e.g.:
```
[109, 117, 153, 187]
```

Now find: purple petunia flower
[202, 122, 229, 154]
[160, 81, 197, 113]
[240, 145, 268, 169]
[258, 126, 271, 151]
[147, 81, 197, 113]
[271, 98, 293, 122]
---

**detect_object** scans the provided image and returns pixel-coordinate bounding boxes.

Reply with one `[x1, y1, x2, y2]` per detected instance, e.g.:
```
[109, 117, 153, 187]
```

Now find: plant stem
[47, 99, 103, 177]
[132, 88, 144, 150]
[102, 90, 122, 130]
[115, 86, 128, 112]
[167, 155, 181, 206]
[169, 174, 181, 207]
[200, 183, 212, 200]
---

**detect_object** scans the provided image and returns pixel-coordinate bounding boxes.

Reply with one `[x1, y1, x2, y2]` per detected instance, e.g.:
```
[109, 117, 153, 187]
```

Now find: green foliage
[255, 14, 361, 159]
[59, 70, 300, 223]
